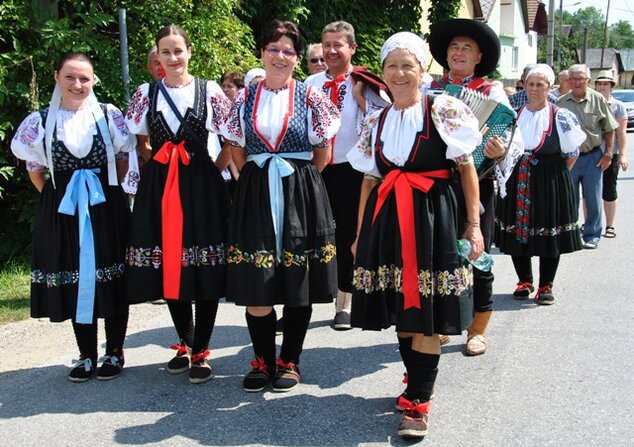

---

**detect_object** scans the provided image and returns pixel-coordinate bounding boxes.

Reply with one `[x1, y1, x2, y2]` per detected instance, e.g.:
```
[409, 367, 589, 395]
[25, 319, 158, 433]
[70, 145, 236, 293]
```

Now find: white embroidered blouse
[518, 104, 586, 157]
[347, 94, 482, 177]
[11, 104, 134, 172]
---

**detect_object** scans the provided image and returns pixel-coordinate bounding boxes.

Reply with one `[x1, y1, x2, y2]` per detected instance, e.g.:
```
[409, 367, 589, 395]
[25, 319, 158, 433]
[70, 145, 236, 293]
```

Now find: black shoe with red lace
[167, 343, 191, 374]
[272, 358, 300, 392]
[189, 349, 212, 384]
[243, 356, 275, 392]
[535, 285, 555, 305]
[513, 281, 535, 300]
[398, 400, 431, 438]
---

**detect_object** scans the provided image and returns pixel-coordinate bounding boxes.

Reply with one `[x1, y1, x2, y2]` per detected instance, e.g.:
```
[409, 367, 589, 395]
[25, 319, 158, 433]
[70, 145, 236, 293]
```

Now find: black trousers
[474, 178, 495, 313]
[321, 162, 363, 293]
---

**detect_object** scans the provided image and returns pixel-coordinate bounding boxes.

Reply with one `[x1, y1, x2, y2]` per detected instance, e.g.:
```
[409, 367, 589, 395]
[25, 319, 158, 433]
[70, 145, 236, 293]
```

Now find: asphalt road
[1, 166, 633, 446]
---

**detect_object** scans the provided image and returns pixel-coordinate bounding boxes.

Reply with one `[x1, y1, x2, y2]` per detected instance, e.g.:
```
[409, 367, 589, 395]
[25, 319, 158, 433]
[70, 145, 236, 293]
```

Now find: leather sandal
[604, 226, 616, 238]
[465, 334, 487, 356]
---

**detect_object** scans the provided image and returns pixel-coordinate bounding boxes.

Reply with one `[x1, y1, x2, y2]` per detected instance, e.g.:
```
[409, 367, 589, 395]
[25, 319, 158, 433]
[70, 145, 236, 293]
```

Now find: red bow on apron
[372, 168, 451, 310]
[153, 140, 190, 300]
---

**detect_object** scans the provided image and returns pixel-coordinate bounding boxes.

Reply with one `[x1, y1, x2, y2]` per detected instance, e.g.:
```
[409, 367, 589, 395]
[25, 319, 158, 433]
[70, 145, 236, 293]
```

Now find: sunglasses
[310, 57, 325, 64]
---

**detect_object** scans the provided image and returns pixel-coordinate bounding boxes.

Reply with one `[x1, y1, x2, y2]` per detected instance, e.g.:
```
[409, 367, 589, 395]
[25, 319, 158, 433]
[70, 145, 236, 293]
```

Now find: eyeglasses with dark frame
[309, 57, 325, 64]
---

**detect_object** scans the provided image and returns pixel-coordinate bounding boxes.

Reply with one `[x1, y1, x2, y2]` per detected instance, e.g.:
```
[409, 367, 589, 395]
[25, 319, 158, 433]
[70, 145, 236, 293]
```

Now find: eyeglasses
[569, 77, 588, 83]
[310, 57, 325, 64]
[265, 47, 297, 58]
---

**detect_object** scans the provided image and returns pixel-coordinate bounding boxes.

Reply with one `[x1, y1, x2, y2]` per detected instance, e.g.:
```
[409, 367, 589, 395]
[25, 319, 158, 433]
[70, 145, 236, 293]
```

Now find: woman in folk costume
[125, 25, 231, 384]
[221, 19, 340, 393]
[347, 32, 483, 438]
[495, 64, 585, 304]
[11, 53, 134, 382]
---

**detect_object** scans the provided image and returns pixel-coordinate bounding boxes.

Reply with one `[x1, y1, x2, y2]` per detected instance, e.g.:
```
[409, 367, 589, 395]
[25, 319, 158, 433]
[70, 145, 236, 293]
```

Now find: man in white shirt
[305, 21, 387, 330]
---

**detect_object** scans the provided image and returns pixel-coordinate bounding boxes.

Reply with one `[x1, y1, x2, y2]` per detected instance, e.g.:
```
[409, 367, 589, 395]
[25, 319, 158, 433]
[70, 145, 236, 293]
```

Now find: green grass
[0, 262, 30, 323]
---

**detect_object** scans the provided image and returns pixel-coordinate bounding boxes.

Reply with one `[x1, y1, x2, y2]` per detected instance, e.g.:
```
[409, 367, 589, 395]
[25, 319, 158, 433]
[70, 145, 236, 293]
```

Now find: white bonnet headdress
[380, 32, 427, 67]
[526, 63, 555, 85]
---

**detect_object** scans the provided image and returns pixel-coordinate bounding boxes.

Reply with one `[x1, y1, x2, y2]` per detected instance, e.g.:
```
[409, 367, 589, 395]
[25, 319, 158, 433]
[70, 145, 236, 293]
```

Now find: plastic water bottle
[457, 239, 494, 272]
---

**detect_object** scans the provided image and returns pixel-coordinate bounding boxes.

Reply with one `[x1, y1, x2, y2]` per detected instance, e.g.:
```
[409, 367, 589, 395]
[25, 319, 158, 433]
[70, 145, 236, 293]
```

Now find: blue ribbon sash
[247, 152, 312, 262]
[57, 169, 106, 323]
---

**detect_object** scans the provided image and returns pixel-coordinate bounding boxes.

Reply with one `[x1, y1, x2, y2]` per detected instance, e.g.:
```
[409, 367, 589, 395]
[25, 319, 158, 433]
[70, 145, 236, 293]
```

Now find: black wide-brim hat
[429, 19, 500, 77]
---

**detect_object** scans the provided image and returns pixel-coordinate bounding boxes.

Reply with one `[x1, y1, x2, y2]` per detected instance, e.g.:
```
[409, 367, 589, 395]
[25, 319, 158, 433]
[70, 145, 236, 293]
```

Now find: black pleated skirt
[31, 169, 130, 322]
[495, 153, 582, 257]
[126, 153, 229, 302]
[226, 158, 337, 306]
[351, 177, 473, 335]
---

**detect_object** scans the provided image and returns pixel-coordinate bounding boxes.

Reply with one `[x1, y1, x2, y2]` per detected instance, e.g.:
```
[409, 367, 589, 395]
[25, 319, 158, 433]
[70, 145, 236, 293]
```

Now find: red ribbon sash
[372, 169, 451, 310]
[324, 74, 346, 164]
[153, 141, 190, 300]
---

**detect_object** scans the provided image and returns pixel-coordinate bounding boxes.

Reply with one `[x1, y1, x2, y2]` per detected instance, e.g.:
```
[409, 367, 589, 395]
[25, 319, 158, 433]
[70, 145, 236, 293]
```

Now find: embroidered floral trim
[308, 87, 340, 145]
[126, 244, 226, 269]
[352, 264, 472, 297]
[14, 113, 41, 145]
[126, 88, 149, 126]
[263, 84, 290, 93]
[109, 108, 130, 136]
[496, 219, 580, 238]
[227, 243, 336, 268]
[163, 78, 194, 89]
[32, 262, 125, 287]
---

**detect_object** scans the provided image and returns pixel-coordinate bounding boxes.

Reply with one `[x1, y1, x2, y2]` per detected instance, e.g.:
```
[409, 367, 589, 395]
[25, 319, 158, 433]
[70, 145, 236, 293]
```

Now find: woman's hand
[462, 223, 484, 261]
[483, 135, 505, 159]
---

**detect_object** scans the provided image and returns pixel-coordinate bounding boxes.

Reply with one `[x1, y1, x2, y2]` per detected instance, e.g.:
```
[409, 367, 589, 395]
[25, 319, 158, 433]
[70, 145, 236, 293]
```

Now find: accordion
[443, 84, 517, 178]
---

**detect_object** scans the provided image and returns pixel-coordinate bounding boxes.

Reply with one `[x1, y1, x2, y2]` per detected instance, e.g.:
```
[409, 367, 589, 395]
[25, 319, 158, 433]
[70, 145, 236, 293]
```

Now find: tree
[0, 0, 258, 263]
[608, 21, 634, 49]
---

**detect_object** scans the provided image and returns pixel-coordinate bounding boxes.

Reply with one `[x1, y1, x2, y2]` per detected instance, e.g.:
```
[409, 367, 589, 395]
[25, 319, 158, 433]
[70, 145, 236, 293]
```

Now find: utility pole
[547, 0, 555, 66]
[558, 0, 563, 72]
[600, 0, 611, 69]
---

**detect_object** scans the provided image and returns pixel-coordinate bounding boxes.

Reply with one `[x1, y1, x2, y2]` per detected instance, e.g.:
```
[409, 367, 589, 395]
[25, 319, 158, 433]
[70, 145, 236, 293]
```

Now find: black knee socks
[405, 351, 440, 402]
[246, 309, 277, 368]
[511, 255, 533, 283]
[72, 322, 98, 361]
[167, 301, 195, 348]
[280, 306, 313, 365]
[105, 309, 129, 355]
[539, 256, 560, 287]
[167, 300, 219, 354]
[193, 300, 219, 354]
[398, 336, 413, 368]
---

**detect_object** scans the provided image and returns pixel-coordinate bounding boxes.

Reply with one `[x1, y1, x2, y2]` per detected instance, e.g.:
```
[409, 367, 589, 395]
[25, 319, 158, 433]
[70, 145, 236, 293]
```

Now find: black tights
[511, 255, 560, 287]
[167, 300, 219, 355]
[72, 308, 129, 361]
[246, 306, 313, 367]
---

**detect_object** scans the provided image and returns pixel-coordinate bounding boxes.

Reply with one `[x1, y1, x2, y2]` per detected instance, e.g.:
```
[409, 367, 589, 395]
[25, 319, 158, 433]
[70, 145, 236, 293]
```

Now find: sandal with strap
[465, 334, 487, 356]
[604, 226, 616, 238]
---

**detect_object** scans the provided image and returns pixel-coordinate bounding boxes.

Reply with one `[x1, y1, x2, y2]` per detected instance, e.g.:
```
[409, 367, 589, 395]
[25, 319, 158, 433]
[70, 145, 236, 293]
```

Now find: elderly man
[594, 70, 629, 239]
[146, 46, 164, 81]
[509, 64, 558, 111]
[551, 70, 570, 98]
[428, 19, 522, 356]
[305, 21, 387, 330]
[558, 64, 620, 249]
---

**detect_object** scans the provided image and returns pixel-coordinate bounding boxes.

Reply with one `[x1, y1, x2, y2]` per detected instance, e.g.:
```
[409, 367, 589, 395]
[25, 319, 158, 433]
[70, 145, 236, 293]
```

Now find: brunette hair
[155, 24, 192, 50]
[221, 70, 245, 89]
[55, 53, 94, 72]
[258, 20, 304, 57]
[322, 21, 356, 45]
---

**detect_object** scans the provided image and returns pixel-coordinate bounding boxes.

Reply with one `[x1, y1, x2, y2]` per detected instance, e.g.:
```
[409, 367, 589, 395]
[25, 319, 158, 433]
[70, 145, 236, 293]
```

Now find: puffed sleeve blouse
[11, 104, 134, 172]
[347, 94, 482, 177]
[125, 79, 231, 137]
[220, 81, 341, 151]
[517, 103, 586, 158]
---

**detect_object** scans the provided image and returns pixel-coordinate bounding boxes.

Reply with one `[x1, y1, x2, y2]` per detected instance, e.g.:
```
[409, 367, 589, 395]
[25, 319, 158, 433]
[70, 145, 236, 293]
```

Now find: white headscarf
[244, 67, 266, 86]
[526, 64, 555, 86]
[380, 32, 427, 68]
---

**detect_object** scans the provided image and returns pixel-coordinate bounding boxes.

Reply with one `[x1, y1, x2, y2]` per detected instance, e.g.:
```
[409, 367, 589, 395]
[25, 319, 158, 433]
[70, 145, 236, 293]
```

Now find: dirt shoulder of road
[0, 303, 167, 373]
